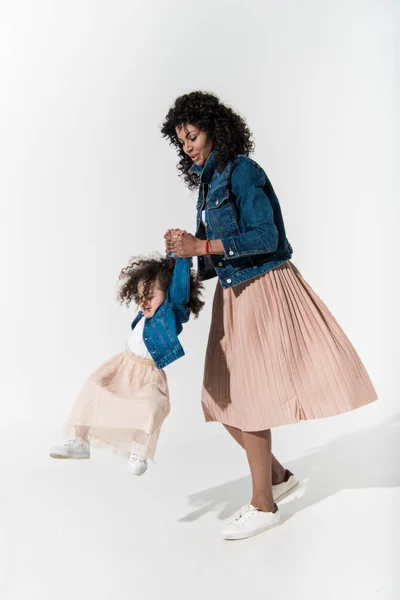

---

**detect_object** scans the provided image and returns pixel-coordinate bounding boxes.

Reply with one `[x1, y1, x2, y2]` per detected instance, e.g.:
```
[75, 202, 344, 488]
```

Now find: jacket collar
[188, 150, 216, 183]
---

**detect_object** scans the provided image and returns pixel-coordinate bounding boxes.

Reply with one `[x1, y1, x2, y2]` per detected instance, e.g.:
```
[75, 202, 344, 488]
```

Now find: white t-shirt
[126, 318, 151, 359]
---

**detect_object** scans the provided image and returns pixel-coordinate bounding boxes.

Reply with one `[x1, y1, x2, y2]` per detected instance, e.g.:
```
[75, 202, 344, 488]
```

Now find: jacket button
[218, 262, 223, 267]
[215, 200, 219, 206]
[229, 250, 234, 256]
[204, 222, 208, 227]
[226, 278, 232, 284]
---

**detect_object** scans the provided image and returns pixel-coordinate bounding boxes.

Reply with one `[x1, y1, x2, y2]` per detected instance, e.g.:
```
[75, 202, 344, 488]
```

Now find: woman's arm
[166, 233, 224, 258]
[165, 159, 279, 259]
[218, 158, 278, 259]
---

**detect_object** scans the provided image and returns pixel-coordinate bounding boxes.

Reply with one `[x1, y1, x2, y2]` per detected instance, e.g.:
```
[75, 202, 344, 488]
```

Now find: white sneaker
[272, 470, 299, 503]
[222, 504, 281, 540]
[50, 438, 90, 459]
[128, 453, 147, 476]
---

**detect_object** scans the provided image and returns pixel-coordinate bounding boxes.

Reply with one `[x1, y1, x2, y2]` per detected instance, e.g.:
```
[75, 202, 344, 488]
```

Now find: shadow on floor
[178, 413, 400, 522]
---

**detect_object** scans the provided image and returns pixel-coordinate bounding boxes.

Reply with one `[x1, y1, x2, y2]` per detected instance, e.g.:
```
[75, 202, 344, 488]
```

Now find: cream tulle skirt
[64, 350, 170, 461]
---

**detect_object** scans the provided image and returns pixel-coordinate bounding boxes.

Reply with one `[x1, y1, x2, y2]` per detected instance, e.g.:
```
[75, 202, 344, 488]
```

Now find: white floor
[1, 417, 399, 600]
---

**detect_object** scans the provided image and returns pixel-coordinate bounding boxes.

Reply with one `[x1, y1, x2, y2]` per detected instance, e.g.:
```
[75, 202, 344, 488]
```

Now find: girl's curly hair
[161, 91, 255, 190]
[117, 255, 204, 318]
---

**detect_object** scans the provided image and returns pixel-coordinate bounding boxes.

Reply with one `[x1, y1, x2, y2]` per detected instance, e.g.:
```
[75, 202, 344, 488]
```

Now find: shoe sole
[49, 453, 90, 459]
[273, 479, 299, 503]
[127, 468, 147, 476]
[223, 519, 282, 541]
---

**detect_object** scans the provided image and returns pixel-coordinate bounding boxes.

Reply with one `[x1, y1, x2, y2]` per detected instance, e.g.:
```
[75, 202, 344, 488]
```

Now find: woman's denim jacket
[190, 151, 293, 289]
[130, 258, 191, 370]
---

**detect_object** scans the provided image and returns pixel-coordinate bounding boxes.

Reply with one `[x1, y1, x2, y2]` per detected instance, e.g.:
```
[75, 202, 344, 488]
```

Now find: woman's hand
[164, 229, 205, 257]
[164, 229, 187, 254]
[171, 230, 205, 258]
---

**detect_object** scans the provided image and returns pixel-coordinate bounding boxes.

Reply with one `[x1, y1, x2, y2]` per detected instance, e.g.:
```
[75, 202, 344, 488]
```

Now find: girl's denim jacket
[130, 258, 191, 370]
[190, 151, 293, 289]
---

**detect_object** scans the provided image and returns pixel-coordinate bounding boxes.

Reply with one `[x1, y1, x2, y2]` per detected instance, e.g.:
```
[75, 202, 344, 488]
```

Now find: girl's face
[175, 123, 213, 167]
[137, 280, 166, 318]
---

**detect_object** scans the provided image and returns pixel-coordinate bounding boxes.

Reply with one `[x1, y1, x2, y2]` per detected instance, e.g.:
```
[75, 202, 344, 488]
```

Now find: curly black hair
[161, 91, 255, 190]
[117, 255, 204, 318]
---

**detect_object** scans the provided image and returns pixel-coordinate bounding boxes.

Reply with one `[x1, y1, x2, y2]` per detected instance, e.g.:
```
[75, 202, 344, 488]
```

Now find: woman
[162, 91, 377, 541]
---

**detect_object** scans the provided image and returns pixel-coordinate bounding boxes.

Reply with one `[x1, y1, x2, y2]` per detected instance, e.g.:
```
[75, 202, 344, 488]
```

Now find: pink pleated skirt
[202, 261, 378, 431]
[64, 350, 170, 461]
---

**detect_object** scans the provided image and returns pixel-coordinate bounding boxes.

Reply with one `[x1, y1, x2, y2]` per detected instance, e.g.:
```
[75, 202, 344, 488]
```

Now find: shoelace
[229, 505, 261, 530]
[229, 504, 255, 523]
[64, 439, 87, 451]
[64, 438, 79, 447]
[130, 454, 146, 464]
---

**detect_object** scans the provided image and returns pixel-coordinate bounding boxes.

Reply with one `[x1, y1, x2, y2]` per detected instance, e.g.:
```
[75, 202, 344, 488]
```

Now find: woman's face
[175, 123, 213, 167]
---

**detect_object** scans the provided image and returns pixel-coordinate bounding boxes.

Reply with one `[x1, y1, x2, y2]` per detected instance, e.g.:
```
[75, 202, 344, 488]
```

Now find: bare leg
[241, 429, 274, 512]
[224, 424, 286, 485]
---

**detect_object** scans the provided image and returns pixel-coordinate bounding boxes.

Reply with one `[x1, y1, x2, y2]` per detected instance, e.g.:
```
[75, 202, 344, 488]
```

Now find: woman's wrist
[206, 239, 225, 255]
[195, 238, 225, 256]
[195, 238, 207, 256]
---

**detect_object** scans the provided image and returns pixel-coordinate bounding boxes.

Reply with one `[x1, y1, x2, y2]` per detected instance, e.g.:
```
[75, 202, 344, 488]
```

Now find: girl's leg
[223, 424, 286, 485]
[74, 425, 90, 443]
[241, 429, 274, 512]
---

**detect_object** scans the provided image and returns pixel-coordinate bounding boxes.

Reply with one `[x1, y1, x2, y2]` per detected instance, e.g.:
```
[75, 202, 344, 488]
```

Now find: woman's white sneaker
[222, 504, 281, 540]
[128, 453, 148, 476]
[272, 470, 299, 503]
[50, 438, 90, 459]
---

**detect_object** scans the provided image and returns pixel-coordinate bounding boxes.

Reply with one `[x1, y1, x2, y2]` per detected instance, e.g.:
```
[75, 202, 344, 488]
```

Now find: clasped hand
[164, 229, 204, 258]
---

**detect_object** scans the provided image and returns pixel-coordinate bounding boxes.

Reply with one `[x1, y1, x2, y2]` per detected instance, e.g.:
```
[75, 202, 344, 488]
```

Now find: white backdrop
[0, 2, 399, 597]
[1, 0, 397, 448]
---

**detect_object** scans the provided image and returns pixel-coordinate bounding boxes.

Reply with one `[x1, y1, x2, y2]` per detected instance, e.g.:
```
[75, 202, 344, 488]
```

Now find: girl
[162, 91, 378, 539]
[50, 253, 204, 475]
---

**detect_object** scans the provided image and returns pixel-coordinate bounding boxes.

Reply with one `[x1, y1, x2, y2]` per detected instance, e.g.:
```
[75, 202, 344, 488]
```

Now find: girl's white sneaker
[50, 438, 90, 459]
[272, 470, 299, 503]
[222, 504, 281, 540]
[128, 453, 148, 476]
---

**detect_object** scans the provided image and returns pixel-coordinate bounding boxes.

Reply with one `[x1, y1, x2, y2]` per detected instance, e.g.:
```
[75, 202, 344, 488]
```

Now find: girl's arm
[166, 257, 191, 308]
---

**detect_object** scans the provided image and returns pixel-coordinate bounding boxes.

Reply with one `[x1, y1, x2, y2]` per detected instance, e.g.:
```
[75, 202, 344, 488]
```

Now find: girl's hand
[164, 229, 186, 254]
[171, 232, 205, 258]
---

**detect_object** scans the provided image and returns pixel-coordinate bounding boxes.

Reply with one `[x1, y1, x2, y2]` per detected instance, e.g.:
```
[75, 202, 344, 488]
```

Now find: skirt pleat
[202, 261, 377, 431]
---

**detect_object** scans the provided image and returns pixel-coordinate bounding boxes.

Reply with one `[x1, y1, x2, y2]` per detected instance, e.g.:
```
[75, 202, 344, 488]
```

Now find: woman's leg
[224, 424, 286, 485]
[241, 429, 274, 512]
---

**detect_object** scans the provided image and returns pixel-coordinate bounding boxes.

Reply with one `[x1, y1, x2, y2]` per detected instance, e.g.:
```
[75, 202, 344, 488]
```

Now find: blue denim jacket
[130, 258, 191, 369]
[190, 151, 293, 289]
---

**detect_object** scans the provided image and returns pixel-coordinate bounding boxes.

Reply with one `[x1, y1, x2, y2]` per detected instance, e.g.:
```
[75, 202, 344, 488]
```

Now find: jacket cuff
[221, 237, 239, 259]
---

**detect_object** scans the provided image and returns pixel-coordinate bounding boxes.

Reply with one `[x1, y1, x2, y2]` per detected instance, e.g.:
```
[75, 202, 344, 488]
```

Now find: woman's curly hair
[161, 91, 255, 190]
[117, 255, 204, 318]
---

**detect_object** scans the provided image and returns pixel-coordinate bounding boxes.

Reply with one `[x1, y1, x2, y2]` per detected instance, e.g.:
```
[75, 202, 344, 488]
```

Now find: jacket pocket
[207, 190, 230, 209]
[208, 191, 240, 236]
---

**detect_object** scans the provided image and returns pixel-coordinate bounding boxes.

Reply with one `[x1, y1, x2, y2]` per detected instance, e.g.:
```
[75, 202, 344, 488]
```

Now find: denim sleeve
[166, 257, 191, 308]
[220, 159, 278, 258]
